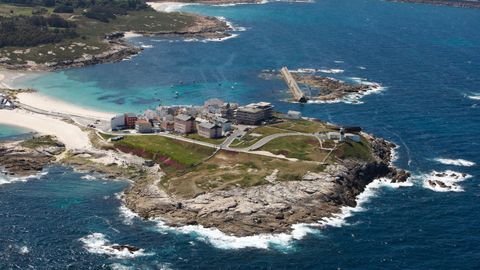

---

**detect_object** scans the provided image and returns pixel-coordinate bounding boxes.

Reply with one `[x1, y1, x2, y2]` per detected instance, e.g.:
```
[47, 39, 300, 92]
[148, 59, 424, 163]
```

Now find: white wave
[357, 66, 367, 70]
[319, 178, 412, 227]
[141, 44, 153, 49]
[289, 68, 317, 73]
[334, 60, 344, 63]
[81, 174, 97, 180]
[119, 205, 139, 225]
[434, 158, 476, 167]
[153, 220, 319, 250]
[216, 16, 246, 32]
[18, 245, 30, 254]
[317, 69, 344, 74]
[79, 233, 152, 259]
[151, 177, 411, 250]
[109, 263, 133, 270]
[420, 170, 472, 192]
[0, 171, 48, 186]
[468, 95, 480, 100]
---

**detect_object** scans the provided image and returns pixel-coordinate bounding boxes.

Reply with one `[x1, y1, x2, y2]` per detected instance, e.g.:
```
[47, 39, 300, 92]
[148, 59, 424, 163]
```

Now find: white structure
[110, 114, 125, 130]
[327, 132, 341, 140]
[144, 109, 158, 120]
[287, 110, 302, 119]
[346, 133, 361, 142]
[339, 127, 345, 142]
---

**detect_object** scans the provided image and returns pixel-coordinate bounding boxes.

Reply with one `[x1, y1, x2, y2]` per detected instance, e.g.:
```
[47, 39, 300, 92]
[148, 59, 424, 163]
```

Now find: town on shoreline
[0, 86, 411, 236]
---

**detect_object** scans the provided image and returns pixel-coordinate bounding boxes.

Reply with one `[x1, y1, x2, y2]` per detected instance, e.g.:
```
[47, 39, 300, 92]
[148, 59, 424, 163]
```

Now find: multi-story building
[174, 114, 195, 134]
[236, 102, 274, 125]
[135, 119, 153, 133]
[198, 122, 222, 139]
[124, 113, 138, 129]
[110, 114, 126, 130]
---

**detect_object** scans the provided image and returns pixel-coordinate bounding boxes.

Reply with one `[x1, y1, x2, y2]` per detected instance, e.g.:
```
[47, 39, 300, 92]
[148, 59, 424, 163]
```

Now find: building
[287, 110, 302, 119]
[110, 114, 125, 130]
[327, 132, 341, 140]
[236, 102, 274, 125]
[135, 119, 153, 133]
[215, 117, 232, 133]
[0, 96, 15, 110]
[124, 113, 138, 129]
[198, 122, 222, 139]
[174, 114, 195, 134]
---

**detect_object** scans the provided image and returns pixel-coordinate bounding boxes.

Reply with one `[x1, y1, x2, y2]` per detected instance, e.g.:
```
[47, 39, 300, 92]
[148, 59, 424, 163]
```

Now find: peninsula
[0, 88, 410, 236]
[0, 0, 230, 71]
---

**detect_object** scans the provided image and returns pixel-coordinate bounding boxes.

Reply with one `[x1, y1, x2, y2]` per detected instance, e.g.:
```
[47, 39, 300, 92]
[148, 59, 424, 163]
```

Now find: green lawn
[229, 126, 285, 148]
[114, 135, 215, 171]
[270, 119, 336, 133]
[185, 133, 226, 145]
[333, 136, 373, 162]
[259, 135, 330, 161]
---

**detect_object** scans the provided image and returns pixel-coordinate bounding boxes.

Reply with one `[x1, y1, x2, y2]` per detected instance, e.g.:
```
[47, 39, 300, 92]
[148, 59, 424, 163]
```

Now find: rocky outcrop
[0, 136, 65, 176]
[124, 135, 410, 236]
[389, 0, 480, 9]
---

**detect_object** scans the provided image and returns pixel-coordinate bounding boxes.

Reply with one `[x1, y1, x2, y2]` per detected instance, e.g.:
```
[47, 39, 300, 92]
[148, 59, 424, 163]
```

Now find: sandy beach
[147, 2, 192, 12]
[0, 109, 91, 150]
[16, 92, 115, 121]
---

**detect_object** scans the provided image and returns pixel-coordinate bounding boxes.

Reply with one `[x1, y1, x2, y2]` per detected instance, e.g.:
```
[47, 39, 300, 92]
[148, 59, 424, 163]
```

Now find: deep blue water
[3, 0, 480, 268]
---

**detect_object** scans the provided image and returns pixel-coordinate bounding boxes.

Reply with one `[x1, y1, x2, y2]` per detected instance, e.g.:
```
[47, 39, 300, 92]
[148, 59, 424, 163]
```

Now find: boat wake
[79, 233, 152, 259]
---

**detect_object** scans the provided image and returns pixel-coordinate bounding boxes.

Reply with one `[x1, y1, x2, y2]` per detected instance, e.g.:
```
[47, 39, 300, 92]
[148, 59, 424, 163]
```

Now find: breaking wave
[419, 170, 472, 192]
[0, 171, 48, 186]
[79, 233, 152, 259]
[149, 178, 411, 250]
[434, 158, 476, 167]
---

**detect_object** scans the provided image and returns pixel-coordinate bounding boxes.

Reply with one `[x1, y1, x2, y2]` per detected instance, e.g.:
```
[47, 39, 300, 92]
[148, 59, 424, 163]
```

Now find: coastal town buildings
[236, 102, 274, 125]
[135, 119, 153, 133]
[124, 113, 138, 129]
[110, 114, 126, 130]
[215, 117, 232, 134]
[0, 94, 15, 110]
[197, 122, 222, 139]
[174, 114, 195, 134]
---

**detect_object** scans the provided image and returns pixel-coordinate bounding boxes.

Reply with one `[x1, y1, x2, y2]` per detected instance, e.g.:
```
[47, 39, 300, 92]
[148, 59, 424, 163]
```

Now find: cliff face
[123, 136, 410, 236]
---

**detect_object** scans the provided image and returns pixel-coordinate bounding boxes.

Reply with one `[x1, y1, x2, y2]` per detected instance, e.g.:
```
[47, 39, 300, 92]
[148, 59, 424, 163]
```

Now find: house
[0, 96, 15, 110]
[215, 117, 232, 133]
[174, 114, 195, 134]
[236, 102, 274, 125]
[135, 119, 153, 133]
[110, 114, 125, 130]
[327, 132, 341, 140]
[124, 113, 138, 129]
[287, 110, 302, 119]
[198, 122, 222, 139]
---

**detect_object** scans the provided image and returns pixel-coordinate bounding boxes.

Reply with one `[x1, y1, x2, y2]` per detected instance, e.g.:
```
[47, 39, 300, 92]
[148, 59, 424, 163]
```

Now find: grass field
[162, 150, 324, 199]
[229, 126, 285, 148]
[333, 136, 373, 162]
[20, 135, 60, 148]
[185, 133, 226, 145]
[259, 135, 331, 161]
[270, 119, 336, 133]
[113, 135, 215, 173]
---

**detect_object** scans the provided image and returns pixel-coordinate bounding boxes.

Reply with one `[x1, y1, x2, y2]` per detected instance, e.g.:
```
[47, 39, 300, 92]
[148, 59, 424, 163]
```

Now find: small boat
[174, 91, 179, 98]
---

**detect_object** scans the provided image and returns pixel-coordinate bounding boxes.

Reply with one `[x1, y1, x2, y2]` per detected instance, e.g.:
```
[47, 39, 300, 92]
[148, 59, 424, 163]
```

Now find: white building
[135, 119, 153, 133]
[287, 110, 302, 119]
[110, 114, 125, 130]
[215, 117, 232, 133]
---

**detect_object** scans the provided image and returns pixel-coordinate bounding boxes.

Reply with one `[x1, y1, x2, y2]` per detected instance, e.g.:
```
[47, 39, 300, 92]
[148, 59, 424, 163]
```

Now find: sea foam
[149, 177, 411, 250]
[0, 171, 48, 186]
[434, 158, 476, 167]
[419, 170, 472, 192]
[79, 233, 152, 258]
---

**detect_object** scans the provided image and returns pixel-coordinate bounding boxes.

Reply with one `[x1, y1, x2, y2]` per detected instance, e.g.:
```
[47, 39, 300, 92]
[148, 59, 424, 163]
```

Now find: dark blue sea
[2, 0, 480, 268]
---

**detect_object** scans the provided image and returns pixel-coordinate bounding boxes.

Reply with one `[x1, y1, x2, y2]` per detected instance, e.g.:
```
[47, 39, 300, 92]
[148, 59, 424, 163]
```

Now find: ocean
[2, 0, 480, 268]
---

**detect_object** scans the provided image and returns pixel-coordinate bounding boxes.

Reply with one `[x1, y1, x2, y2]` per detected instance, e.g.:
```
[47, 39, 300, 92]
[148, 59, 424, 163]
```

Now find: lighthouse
[339, 127, 345, 142]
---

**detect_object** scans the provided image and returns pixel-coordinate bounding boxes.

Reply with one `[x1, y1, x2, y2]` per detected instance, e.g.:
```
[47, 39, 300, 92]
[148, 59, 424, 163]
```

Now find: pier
[280, 67, 308, 103]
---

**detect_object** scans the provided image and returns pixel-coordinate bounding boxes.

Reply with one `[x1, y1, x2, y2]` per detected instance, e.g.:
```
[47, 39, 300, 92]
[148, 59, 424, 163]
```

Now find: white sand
[16, 92, 115, 121]
[147, 2, 191, 12]
[0, 109, 91, 150]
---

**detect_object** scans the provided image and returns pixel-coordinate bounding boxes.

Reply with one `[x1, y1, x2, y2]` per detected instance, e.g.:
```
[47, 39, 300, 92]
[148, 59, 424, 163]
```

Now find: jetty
[280, 67, 308, 103]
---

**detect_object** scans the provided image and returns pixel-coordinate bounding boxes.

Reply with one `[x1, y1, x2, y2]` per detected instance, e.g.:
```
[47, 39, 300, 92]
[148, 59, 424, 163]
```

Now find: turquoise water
[3, 0, 480, 268]
[0, 124, 33, 141]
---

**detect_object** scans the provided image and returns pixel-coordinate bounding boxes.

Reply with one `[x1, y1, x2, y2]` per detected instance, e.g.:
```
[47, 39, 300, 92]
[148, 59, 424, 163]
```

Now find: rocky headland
[389, 0, 480, 9]
[122, 135, 409, 236]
